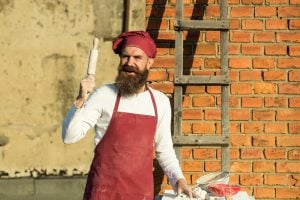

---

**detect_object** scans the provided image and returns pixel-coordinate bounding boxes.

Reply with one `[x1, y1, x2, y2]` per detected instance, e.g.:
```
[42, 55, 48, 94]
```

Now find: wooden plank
[174, 75, 229, 85]
[173, 136, 229, 146]
[174, 20, 229, 31]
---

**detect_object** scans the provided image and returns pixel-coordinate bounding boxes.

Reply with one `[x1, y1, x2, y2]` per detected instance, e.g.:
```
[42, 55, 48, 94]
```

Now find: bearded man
[62, 31, 195, 200]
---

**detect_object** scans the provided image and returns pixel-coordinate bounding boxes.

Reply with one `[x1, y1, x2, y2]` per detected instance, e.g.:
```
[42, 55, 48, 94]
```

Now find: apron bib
[83, 89, 158, 200]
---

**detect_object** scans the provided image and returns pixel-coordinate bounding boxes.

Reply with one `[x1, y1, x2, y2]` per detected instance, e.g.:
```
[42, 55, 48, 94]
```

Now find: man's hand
[176, 178, 198, 198]
[75, 75, 95, 108]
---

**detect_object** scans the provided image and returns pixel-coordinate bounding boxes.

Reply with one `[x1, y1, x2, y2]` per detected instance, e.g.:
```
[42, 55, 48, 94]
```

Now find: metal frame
[173, 0, 230, 172]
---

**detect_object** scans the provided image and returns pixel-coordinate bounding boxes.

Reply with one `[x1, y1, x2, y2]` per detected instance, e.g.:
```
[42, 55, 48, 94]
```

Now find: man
[62, 31, 195, 200]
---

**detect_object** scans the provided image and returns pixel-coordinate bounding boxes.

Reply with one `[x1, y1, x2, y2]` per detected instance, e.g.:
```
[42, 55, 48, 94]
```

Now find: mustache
[120, 65, 139, 73]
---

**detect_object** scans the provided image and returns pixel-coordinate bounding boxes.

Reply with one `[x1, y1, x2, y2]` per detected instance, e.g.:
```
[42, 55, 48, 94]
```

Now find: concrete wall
[0, 0, 144, 179]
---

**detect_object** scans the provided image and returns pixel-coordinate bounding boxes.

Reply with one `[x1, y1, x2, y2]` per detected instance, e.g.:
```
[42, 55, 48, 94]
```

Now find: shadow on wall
[147, 0, 208, 195]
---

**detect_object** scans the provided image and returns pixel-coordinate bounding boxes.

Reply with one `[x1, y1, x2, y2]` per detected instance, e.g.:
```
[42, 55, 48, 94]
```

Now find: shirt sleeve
[61, 90, 102, 144]
[154, 94, 185, 190]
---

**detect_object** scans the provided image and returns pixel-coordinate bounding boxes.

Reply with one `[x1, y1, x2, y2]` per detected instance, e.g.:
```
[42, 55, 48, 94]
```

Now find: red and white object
[87, 38, 99, 75]
[207, 184, 240, 197]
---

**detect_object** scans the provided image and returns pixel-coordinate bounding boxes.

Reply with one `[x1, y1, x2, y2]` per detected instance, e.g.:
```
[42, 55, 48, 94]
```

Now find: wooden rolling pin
[87, 38, 99, 75]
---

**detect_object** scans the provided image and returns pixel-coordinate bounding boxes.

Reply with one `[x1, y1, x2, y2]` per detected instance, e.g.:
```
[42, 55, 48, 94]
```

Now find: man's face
[115, 46, 153, 96]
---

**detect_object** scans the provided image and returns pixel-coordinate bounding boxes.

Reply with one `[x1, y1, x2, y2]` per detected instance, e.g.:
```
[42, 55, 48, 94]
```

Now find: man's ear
[147, 58, 154, 70]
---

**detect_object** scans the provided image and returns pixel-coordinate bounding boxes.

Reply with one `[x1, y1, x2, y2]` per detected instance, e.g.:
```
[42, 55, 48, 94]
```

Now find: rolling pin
[87, 38, 99, 75]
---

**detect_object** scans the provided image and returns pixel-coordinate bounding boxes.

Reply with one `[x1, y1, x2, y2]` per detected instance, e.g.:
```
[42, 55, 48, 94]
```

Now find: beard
[115, 64, 149, 97]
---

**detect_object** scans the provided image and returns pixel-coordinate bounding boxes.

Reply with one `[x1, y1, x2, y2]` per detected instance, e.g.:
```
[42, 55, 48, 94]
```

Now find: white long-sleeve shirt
[62, 84, 184, 188]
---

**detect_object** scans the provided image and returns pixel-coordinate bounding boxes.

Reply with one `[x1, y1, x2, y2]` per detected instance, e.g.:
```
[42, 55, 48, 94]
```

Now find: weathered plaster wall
[0, 0, 123, 177]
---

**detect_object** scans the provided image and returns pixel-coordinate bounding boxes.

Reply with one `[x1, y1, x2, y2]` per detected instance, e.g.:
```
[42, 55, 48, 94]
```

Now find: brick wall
[146, 0, 300, 199]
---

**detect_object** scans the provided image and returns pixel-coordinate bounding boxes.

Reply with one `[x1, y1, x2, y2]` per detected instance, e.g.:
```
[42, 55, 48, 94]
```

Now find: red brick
[253, 135, 275, 146]
[146, 19, 169, 30]
[193, 148, 216, 159]
[254, 32, 275, 42]
[181, 148, 192, 159]
[253, 57, 275, 69]
[239, 70, 262, 81]
[277, 135, 300, 146]
[230, 7, 254, 18]
[182, 122, 192, 134]
[254, 187, 275, 198]
[149, 83, 174, 94]
[230, 31, 252, 43]
[148, 70, 168, 81]
[288, 149, 300, 160]
[254, 83, 276, 94]
[278, 58, 300, 68]
[289, 97, 300, 107]
[263, 70, 286, 81]
[230, 148, 240, 159]
[146, 7, 176, 18]
[255, 6, 277, 17]
[241, 148, 264, 159]
[205, 161, 221, 172]
[242, 97, 263, 108]
[182, 161, 203, 172]
[230, 135, 252, 146]
[277, 32, 300, 43]
[253, 110, 276, 121]
[265, 148, 286, 159]
[229, 44, 240, 55]
[182, 95, 191, 108]
[265, 0, 289, 4]
[289, 123, 300, 134]
[289, 19, 300, 29]
[277, 110, 300, 120]
[206, 86, 221, 94]
[229, 58, 252, 68]
[289, 70, 300, 81]
[265, 97, 287, 108]
[229, 19, 240, 30]
[241, 123, 264, 133]
[242, 0, 264, 4]
[241, 44, 263, 55]
[276, 188, 300, 199]
[290, 0, 300, 4]
[192, 123, 215, 134]
[231, 83, 252, 94]
[230, 161, 251, 172]
[192, 96, 215, 107]
[230, 110, 251, 121]
[204, 110, 221, 120]
[266, 19, 288, 30]
[288, 174, 300, 187]
[265, 44, 287, 55]
[253, 161, 275, 172]
[278, 6, 300, 17]
[152, 57, 174, 68]
[182, 109, 203, 120]
[278, 83, 300, 94]
[277, 162, 300, 173]
[265, 123, 287, 134]
[242, 19, 263, 30]
[289, 45, 300, 56]
[205, 31, 220, 42]
[204, 58, 220, 69]
[205, 6, 220, 17]
[265, 174, 287, 186]
[240, 174, 263, 185]
[195, 44, 216, 55]
[185, 86, 205, 94]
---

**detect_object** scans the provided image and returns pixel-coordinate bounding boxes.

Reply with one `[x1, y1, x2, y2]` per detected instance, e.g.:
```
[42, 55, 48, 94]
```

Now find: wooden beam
[173, 135, 229, 146]
[174, 20, 229, 31]
[174, 75, 229, 85]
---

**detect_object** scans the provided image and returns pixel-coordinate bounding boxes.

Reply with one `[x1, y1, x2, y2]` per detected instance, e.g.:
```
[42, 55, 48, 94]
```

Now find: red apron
[83, 89, 158, 200]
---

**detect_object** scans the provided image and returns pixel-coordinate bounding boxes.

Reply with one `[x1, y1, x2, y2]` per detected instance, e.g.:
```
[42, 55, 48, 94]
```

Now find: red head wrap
[112, 31, 157, 58]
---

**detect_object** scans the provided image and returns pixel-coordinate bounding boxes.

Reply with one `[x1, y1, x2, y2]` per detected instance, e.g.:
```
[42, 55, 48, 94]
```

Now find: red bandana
[112, 31, 157, 58]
